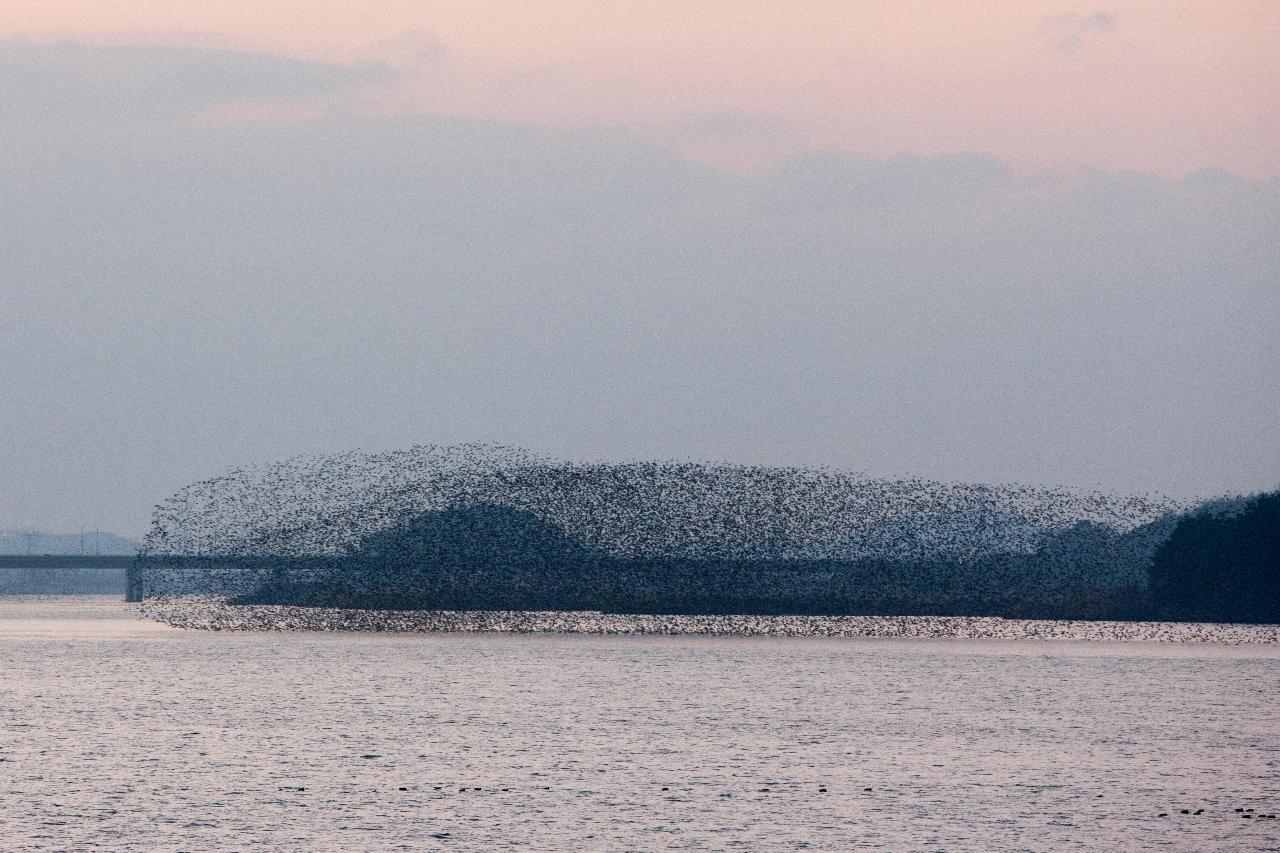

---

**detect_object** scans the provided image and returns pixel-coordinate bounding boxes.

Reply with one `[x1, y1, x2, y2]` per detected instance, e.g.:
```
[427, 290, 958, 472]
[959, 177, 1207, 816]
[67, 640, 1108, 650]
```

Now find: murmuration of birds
[130, 442, 1257, 637]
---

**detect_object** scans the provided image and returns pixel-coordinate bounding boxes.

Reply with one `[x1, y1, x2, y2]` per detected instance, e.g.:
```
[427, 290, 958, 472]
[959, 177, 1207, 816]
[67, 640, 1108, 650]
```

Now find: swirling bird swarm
[135, 443, 1185, 618]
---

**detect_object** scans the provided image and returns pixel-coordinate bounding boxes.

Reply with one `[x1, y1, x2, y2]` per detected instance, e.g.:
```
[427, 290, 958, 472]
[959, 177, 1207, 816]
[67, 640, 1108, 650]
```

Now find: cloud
[0, 38, 393, 122]
[765, 151, 1013, 208]
[669, 111, 789, 139]
[370, 29, 449, 67]
[1041, 11, 1119, 52]
[0, 43, 1275, 533]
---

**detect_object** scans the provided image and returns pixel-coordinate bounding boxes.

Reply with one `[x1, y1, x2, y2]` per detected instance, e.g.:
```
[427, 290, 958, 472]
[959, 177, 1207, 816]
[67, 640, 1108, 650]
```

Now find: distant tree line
[1147, 491, 1279, 623]
[223, 497, 1272, 622]
[146, 489, 1279, 624]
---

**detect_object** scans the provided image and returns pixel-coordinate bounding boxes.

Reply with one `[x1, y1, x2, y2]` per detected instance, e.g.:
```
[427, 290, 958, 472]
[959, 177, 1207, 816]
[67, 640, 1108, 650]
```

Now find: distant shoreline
[140, 599, 1280, 644]
[0, 555, 133, 567]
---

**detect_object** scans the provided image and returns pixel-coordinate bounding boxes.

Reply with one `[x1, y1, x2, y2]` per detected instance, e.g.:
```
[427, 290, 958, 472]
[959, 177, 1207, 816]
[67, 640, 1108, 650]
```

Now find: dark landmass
[222, 505, 1150, 620]
[1149, 492, 1280, 624]
[201, 494, 1273, 623]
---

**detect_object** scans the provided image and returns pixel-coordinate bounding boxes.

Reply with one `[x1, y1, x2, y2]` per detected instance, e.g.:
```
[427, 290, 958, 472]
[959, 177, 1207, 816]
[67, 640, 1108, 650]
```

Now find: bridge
[0, 555, 135, 597]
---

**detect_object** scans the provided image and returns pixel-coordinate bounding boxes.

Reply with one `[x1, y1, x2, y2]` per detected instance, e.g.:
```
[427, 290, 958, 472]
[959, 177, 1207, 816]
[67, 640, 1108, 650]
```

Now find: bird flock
[137, 442, 1191, 624]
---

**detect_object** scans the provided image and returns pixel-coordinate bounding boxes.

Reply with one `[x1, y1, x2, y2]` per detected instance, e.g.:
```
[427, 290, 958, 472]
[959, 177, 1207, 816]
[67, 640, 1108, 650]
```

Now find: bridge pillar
[125, 558, 143, 602]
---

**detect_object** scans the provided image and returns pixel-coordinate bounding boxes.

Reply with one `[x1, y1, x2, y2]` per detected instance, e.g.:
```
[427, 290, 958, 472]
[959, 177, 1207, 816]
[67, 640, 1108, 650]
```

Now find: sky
[1, 2, 1278, 535]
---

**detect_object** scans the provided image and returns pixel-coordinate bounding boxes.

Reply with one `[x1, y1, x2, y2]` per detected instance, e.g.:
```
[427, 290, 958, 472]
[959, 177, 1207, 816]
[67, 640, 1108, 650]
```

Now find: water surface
[2, 597, 1277, 851]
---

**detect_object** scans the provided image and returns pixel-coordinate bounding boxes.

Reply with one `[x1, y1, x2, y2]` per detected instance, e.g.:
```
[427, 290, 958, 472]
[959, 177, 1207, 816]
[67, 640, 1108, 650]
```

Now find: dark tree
[1148, 492, 1280, 623]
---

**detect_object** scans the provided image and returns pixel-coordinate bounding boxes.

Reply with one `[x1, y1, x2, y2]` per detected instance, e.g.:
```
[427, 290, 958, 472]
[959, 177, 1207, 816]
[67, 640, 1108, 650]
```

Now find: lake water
[2, 597, 1278, 851]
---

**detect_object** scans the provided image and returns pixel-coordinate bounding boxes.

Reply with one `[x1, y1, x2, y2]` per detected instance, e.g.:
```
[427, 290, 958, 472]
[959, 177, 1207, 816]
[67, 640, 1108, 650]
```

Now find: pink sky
[3, 0, 1278, 176]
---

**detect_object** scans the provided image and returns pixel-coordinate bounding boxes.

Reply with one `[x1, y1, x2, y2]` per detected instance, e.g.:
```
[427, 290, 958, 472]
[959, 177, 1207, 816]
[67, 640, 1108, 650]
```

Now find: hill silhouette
[240, 505, 611, 610]
[234, 503, 1167, 618]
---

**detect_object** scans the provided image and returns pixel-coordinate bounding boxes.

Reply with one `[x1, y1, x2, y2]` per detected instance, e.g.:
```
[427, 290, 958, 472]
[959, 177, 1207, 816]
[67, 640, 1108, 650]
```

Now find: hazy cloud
[372, 29, 448, 63]
[670, 111, 789, 139]
[1, 42, 1275, 534]
[1042, 11, 1119, 52]
[0, 38, 392, 121]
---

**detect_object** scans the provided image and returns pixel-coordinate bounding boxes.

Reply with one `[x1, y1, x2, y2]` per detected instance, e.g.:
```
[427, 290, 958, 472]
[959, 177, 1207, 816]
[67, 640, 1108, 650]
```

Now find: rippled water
[2, 597, 1278, 851]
